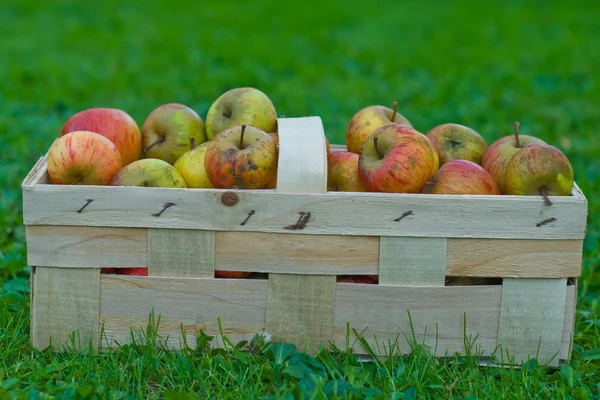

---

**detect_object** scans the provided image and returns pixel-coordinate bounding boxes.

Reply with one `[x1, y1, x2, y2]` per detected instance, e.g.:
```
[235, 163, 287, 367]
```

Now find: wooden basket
[22, 117, 588, 366]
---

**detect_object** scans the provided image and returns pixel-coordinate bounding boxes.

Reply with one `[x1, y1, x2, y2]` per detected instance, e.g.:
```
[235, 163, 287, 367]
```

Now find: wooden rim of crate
[23, 117, 587, 366]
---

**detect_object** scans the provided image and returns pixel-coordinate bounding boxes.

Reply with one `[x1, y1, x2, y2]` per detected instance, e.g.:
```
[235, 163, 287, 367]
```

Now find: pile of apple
[46, 87, 294, 191]
[330, 102, 574, 200]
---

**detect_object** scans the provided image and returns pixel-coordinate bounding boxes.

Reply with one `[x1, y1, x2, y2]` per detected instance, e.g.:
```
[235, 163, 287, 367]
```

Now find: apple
[426, 123, 488, 166]
[327, 151, 367, 192]
[423, 160, 500, 195]
[504, 143, 574, 200]
[118, 268, 149, 276]
[427, 138, 440, 179]
[101, 268, 116, 274]
[346, 101, 412, 154]
[204, 124, 277, 189]
[141, 103, 207, 165]
[110, 158, 187, 188]
[60, 108, 141, 166]
[264, 132, 279, 189]
[205, 87, 277, 140]
[336, 275, 377, 284]
[358, 124, 436, 193]
[47, 130, 123, 185]
[215, 271, 252, 279]
[173, 140, 214, 189]
[481, 122, 546, 193]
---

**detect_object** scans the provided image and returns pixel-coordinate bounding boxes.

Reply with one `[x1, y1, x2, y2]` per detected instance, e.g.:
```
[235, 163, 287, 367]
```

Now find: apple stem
[239, 124, 246, 149]
[143, 180, 149, 187]
[190, 137, 195, 150]
[391, 101, 398, 122]
[514, 121, 521, 148]
[539, 186, 553, 207]
[144, 136, 165, 153]
[373, 135, 384, 159]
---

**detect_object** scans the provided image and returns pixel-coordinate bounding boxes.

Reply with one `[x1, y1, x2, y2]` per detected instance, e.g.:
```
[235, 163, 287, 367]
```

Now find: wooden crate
[22, 117, 587, 366]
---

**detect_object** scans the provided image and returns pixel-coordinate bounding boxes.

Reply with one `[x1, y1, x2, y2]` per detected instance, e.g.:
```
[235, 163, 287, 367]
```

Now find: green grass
[1, 0, 599, 397]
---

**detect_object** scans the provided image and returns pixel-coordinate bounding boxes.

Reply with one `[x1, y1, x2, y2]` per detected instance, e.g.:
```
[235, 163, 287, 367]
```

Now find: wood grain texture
[561, 281, 577, 360]
[99, 275, 268, 348]
[31, 267, 100, 350]
[265, 274, 336, 353]
[21, 154, 49, 187]
[332, 284, 502, 357]
[22, 183, 587, 239]
[215, 232, 379, 275]
[26, 225, 148, 268]
[148, 229, 215, 278]
[447, 239, 583, 278]
[498, 278, 568, 366]
[379, 237, 446, 286]
[275, 117, 327, 194]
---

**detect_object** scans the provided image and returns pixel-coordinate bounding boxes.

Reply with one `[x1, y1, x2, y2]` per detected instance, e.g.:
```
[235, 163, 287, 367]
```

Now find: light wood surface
[447, 239, 583, 278]
[31, 267, 100, 350]
[265, 274, 336, 353]
[497, 278, 568, 366]
[148, 229, 215, 278]
[26, 225, 148, 268]
[99, 275, 268, 348]
[379, 237, 447, 286]
[215, 231, 379, 275]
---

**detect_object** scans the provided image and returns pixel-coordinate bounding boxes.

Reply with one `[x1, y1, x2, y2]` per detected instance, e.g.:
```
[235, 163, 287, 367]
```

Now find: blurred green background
[0, 0, 598, 340]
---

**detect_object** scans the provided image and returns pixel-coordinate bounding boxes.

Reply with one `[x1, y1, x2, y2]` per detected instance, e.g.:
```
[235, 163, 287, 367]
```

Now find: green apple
[173, 141, 214, 189]
[204, 124, 277, 189]
[481, 122, 547, 193]
[426, 123, 488, 166]
[110, 158, 187, 188]
[141, 103, 207, 165]
[346, 102, 412, 154]
[205, 87, 277, 140]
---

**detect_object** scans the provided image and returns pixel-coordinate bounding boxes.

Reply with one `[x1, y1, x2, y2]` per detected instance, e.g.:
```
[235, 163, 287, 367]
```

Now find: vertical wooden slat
[379, 237, 447, 286]
[498, 278, 567, 366]
[31, 267, 100, 350]
[148, 229, 215, 278]
[265, 274, 336, 352]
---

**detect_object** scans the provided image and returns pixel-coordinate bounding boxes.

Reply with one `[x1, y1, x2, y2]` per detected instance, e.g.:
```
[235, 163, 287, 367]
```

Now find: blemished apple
[110, 158, 187, 188]
[204, 124, 277, 189]
[205, 87, 277, 140]
[346, 101, 412, 154]
[504, 143, 574, 200]
[173, 141, 214, 188]
[358, 124, 436, 193]
[60, 108, 141, 166]
[141, 103, 207, 165]
[481, 122, 546, 193]
[423, 160, 500, 195]
[327, 151, 367, 192]
[426, 123, 488, 166]
[47, 130, 123, 185]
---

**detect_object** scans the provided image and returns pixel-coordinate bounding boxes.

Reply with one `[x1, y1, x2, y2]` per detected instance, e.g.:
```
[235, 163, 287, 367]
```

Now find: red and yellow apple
[204, 125, 277, 189]
[264, 132, 280, 189]
[426, 123, 488, 166]
[60, 108, 141, 166]
[346, 102, 412, 154]
[205, 87, 277, 140]
[327, 151, 367, 192]
[358, 124, 436, 193]
[47, 130, 123, 185]
[111, 158, 187, 188]
[141, 103, 207, 164]
[423, 160, 500, 195]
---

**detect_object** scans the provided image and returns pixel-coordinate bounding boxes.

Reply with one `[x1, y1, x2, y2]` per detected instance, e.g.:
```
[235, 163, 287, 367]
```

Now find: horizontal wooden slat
[26, 226, 147, 268]
[332, 284, 575, 359]
[379, 237, 446, 286]
[447, 239, 583, 278]
[99, 276, 268, 348]
[22, 180, 587, 239]
[215, 232, 379, 274]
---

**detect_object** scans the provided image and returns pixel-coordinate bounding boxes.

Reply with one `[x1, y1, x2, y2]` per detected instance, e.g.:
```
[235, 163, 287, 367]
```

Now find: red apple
[101, 268, 116, 274]
[118, 268, 148, 276]
[264, 132, 280, 189]
[358, 124, 436, 193]
[47, 130, 123, 185]
[215, 271, 252, 278]
[60, 108, 142, 166]
[204, 125, 277, 189]
[423, 160, 500, 195]
[336, 275, 377, 284]
[327, 151, 367, 192]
